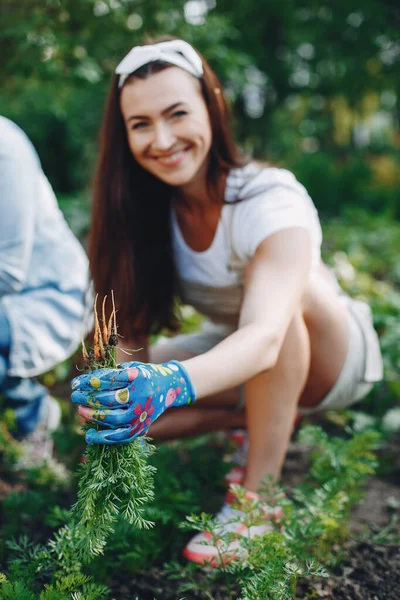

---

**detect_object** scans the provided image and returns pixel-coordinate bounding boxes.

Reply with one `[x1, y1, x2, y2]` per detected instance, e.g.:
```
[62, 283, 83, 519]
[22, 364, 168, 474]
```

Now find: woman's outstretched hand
[71, 360, 196, 444]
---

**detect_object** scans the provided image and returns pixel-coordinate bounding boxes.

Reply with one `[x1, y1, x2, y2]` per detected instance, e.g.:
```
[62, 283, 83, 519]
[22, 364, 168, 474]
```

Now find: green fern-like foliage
[0, 579, 36, 600]
[72, 439, 156, 560]
[39, 589, 68, 600]
[178, 426, 380, 600]
[71, 295, 157, 562]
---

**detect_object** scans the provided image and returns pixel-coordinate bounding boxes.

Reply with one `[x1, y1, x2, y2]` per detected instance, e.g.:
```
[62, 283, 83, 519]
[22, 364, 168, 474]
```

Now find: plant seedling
[72, 293, 156, 561]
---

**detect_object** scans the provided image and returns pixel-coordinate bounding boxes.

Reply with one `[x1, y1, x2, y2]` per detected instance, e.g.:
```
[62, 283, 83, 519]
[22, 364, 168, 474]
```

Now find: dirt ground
[109, 441, 400, 600]
[1, 422, 398, 599]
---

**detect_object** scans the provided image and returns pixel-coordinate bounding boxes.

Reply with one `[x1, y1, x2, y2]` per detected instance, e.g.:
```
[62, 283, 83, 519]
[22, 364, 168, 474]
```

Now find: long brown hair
[89, 38, 246, 339]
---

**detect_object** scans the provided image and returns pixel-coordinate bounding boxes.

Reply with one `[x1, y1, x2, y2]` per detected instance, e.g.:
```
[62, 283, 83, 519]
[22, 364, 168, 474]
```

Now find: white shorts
[153, 299, 383, 413]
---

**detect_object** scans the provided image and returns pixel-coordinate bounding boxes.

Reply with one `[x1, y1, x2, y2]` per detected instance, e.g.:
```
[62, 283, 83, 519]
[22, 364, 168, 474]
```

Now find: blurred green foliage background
[0, 6, 400, 597]
[1, 0, 399, 217]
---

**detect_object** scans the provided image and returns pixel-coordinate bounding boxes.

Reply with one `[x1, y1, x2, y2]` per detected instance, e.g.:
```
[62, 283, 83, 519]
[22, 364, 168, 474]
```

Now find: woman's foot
[183, 488, 283, 567]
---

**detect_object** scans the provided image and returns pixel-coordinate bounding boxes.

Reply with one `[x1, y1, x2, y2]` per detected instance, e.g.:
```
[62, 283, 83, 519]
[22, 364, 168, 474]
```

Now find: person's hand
[71, 360, 196, 444]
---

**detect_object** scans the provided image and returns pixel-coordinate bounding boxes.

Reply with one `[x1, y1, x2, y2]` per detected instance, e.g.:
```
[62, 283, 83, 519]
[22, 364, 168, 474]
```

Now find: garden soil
[1, 417, 398, 599]
[108, 440, 400, 600]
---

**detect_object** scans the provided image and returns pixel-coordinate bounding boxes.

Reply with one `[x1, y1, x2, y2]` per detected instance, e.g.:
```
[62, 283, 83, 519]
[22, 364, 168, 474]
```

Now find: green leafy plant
[0, 209, 397, 598]
[71, 294, 156, 561]
[176, 426, 380, 600]
[0, 406, 21, 467]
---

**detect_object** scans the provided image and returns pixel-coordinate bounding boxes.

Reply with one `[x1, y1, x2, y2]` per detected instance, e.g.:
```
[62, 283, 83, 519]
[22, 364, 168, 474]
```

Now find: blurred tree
[0, 0, 398, 214]
[216, 0, 399, 152]
[0, 0, 251, 191]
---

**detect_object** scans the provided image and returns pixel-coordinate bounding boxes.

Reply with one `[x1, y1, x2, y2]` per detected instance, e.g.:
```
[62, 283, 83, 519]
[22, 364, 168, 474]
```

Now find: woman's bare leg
[149, 271, 350, 490]
[243, 311, 310, 490]
[300, 266, 350, 408]
[241, 271, 351, 490]
[149, 405, 245, 439]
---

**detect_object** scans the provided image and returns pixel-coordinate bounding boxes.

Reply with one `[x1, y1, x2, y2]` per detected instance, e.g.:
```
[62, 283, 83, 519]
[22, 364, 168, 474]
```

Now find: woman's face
[120, 67, 213, 188]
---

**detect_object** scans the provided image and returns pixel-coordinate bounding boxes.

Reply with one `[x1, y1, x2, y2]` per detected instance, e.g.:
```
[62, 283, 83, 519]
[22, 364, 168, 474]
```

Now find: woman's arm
[72, 228, 312, 444]
[182, 227, 313, 398]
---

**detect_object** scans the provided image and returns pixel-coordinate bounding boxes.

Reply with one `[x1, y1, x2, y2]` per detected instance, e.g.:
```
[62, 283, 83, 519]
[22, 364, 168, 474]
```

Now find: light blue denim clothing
[0, 116, 91, 379]
[0, 308, 47, 436]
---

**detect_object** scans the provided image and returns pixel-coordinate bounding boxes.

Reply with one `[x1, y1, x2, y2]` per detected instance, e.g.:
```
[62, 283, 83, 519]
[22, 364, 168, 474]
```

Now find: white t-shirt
[171, 163, 323, 287]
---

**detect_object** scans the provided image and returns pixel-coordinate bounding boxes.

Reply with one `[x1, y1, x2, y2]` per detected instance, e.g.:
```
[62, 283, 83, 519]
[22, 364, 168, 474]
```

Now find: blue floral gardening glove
[71, 361, 196, 444]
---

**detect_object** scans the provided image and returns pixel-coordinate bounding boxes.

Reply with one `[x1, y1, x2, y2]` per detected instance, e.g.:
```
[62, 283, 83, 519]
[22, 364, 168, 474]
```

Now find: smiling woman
[76, 36, 383, 567]
[120, 68, 212, 188]
[89, 39, 243, 337]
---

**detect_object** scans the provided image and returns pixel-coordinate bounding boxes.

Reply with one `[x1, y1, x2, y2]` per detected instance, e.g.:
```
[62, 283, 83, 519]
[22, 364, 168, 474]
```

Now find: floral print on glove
[71, 360, 196, 444]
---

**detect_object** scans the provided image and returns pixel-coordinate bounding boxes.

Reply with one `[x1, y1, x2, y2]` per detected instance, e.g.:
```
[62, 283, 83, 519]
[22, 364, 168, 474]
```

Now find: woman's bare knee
[273, 312, 310, 389]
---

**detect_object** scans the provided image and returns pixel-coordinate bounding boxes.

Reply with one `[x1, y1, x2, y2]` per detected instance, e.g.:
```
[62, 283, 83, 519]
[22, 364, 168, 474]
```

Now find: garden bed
[0, 423, 399, 599]
[2, 205, 400, 598]
[103, 440, 400, 600]
[108, 537, 400, 600]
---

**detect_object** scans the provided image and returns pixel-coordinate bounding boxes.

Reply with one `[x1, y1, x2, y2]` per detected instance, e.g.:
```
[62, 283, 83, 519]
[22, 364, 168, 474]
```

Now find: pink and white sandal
[183, 488, 283, 567]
